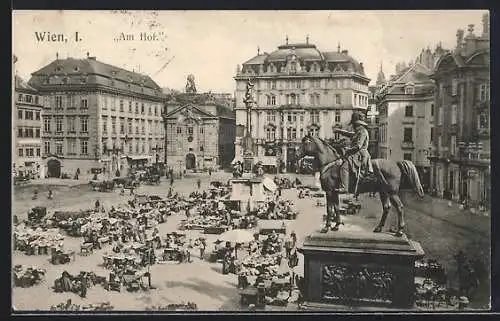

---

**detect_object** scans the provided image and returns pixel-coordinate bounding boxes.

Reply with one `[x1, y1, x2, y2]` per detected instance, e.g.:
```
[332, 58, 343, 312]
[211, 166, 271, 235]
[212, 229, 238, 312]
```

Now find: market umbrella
[219, 229, 255, 244]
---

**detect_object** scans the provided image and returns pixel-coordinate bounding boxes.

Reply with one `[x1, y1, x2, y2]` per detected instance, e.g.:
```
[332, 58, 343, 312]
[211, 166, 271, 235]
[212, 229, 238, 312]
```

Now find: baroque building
[28, 54, 165, 178]
[234, 38, 370, 173]
[429, 15, 490, 206]
[376, 63, 437, 190]
[163, 81, 235, 171]
[13, 76, 44, 178]
[367, 86, 379, 158]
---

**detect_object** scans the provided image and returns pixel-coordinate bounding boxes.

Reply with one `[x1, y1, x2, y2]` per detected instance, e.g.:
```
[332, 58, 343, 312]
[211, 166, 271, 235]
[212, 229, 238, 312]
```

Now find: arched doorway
[186, 153, 196, 170]
[47, 159, 62, 178]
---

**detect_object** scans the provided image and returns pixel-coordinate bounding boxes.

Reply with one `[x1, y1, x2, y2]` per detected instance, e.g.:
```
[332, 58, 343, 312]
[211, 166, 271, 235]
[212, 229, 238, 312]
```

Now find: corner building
[234, 40, 370, 173]
[28, 55, 165, 177]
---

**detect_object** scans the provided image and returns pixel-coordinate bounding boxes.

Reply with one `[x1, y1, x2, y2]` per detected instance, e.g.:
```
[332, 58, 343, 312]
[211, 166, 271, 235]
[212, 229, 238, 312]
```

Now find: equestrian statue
[298, 111, 424, 237]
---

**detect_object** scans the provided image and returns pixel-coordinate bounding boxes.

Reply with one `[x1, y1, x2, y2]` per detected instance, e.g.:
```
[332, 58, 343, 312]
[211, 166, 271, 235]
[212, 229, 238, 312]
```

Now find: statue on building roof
[185, 74, 197, 93]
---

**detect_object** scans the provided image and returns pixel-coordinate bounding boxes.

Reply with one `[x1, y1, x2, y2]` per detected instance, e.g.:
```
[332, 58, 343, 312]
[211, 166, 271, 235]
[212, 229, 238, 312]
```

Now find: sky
[12, 10, 487, 93]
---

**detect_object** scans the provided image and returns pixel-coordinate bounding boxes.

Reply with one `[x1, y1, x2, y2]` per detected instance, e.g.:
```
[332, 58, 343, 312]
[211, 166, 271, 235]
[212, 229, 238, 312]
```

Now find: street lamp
[457, 141, 466, 202]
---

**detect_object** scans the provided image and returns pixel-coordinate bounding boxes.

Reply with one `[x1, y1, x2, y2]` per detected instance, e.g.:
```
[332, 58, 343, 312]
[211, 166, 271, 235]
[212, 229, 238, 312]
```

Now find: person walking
[199, 239, 206, 260]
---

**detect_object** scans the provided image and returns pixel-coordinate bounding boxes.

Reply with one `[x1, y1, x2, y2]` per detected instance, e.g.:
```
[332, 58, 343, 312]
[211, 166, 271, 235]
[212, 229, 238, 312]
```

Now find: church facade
[163, 89, 235, 171]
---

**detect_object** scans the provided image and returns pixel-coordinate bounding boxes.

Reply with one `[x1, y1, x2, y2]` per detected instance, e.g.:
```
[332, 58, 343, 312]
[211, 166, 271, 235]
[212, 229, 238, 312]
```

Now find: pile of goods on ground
[13, 265, 46, 288]
[50, 300, 114, 311]
[145, 302, 198, 311]
[14, 226, 64, 255]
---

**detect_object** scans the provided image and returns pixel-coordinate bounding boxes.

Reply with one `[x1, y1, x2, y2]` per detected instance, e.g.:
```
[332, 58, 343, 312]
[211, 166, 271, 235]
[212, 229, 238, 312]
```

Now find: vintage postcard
[11, 10, 491, 312]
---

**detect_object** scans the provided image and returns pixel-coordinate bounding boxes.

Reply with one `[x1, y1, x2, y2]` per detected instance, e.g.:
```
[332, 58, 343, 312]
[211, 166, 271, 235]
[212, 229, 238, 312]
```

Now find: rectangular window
[438, 107, 443, 125]
[35, 111, 41, 120]
[80, 117, 88, 133]
[188, 127, 193, 135]
[450, 135, 456, 155]
[43, 118, 51, 132]
[36, 148, 41, 157]
[451, 104, 457, 125]
[55, 142, 63, 155]
[405, 105, 414, 117]
[310, 111, 320, 124]
[128, 119, 132, 134]
[403, 127, 413, 142]
[103, 96, 108, 110]
[430, 127, 435, 143]
[81, 140, 88, 155]
[120, 119, 125, 134]
[141, 104, 145, 114]
[431, 104, 434, 117]
[55, 96, 63, 108]
[80, 98, 88, 109]
[25, 111, 34, 120]
[135, 103, 139, 114]
[335, 111, 341, 123]
[128, 101, 132, 113]
[119, 100, 124, 112]
[17, 128, 23, 137]
[271, 95, 276, 106]
[271, 81, 276, 89]
[55, 117, 63, 132]
[479, 84, 489, 101]
[35, 129, 40, 138]
[335, 94, 341, 105]
[67, 117, 75, 132]
[44, 142, 50, 154]
[111, 117, 116, 134]
[18, 149, 23, 157]
[103, 118, 107, 133]
[403, 153, 412, 161]
[18, 110, 23, 119]
[451, 79, 458, 96]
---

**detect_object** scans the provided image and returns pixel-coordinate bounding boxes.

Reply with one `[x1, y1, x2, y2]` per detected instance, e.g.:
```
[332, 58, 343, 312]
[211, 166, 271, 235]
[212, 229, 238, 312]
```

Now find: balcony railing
[401, 141, 415, 149]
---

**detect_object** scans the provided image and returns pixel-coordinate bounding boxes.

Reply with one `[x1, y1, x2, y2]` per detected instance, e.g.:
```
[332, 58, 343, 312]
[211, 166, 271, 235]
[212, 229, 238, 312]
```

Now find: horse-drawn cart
[90, 180, 116, 192]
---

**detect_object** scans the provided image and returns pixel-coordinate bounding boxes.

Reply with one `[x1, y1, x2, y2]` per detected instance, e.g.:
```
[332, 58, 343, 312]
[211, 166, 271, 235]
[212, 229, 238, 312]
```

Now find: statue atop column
[185, 74, 197, 93]
[243, 78, 255, 107]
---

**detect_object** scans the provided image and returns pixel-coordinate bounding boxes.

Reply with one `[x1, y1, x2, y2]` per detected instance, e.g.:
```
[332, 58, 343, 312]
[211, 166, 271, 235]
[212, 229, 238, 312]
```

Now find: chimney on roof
[482, 13, 489, 38]
[456, 29, 464, 50]
[56, 52, 59, 60]
[86, 52, 90, 58]
[341, 50, 348, 55]
[306, 35, 309, 44]
[467, 24, 475, 38]
[285, 35, 289, 45]
[257, 46, 260, 55]
[337, 42, 341, 53]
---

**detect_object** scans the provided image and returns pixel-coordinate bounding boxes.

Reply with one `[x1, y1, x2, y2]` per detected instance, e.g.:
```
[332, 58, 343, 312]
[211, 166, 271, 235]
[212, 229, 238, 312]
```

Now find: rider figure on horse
[333, 112, 374, 194]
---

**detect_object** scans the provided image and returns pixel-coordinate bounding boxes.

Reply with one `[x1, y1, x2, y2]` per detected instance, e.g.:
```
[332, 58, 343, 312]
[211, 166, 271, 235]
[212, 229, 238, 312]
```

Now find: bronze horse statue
[299, 134, 424, 237]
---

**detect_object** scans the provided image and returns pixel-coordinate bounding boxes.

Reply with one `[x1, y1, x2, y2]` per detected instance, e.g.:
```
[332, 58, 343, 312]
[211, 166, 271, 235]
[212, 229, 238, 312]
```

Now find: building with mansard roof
[376, 63, 436, 189]
[429, 14, 490, 206]
[234, 38, 370, 173]
[28, 54, 165, 178]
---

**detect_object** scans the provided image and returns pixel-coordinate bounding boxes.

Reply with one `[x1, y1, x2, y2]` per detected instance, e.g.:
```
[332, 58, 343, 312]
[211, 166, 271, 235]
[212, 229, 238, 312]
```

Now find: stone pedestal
[230, 177, 265, 202]
[298, 230, 424, 310]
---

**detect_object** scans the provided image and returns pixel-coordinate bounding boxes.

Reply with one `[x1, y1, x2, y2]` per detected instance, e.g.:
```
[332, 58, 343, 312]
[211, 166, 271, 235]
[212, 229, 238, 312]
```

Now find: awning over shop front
[128, 155, 152, 161]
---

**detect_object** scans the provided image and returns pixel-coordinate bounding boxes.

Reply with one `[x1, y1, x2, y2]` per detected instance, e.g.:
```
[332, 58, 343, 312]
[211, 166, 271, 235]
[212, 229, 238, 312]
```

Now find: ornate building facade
[28, 54, 165, 177]
[14, 76, 44, 178]
[429, 15, 490, 206]
[234, 39, 370, 172]
[376, 63, 437, 190]
[367, 86, 379, 158]
[163, 84, 235, 171]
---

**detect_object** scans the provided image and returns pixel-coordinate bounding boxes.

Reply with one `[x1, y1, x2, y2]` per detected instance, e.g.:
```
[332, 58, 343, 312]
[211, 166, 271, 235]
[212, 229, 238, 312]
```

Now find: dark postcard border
[7, 0, 500, 319]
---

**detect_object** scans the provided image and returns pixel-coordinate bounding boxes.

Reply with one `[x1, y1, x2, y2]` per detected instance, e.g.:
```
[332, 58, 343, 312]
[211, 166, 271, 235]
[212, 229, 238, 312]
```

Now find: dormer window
[56, 66, 63, 72]
[405, 86, 415, 95]
[73, 67, 79, 72]
[290, 62, 297, 72]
